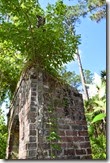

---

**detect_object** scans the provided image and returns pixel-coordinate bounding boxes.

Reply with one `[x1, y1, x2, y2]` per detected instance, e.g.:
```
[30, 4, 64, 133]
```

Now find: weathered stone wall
[6, 67, 92, 159]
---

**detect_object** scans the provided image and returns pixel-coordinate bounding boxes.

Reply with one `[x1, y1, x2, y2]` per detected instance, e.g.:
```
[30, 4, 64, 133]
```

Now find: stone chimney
[6, 67, 92, 159]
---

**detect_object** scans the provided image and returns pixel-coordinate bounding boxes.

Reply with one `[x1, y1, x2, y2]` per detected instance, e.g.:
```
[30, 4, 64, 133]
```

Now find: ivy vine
[47, 105, 61, 159]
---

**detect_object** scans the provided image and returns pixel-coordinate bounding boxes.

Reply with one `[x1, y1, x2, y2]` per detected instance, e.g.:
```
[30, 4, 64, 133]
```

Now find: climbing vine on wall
[47, 105, 61, 158]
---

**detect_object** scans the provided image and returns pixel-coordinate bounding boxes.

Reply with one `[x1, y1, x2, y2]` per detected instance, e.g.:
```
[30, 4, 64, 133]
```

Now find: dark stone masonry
[6, 67, 92, 159]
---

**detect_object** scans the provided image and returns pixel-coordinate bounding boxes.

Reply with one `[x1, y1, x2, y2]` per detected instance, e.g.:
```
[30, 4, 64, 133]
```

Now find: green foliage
[87, 0, 106, 22]
[47, 105, 61, 158]
[0, 0, 79, 69]
[84, 73, 106, 159]
[83, 69, 93, 84]
[59, 66, 81, 88]
[0, 41, 24, 102]
[91, 113, 106, 123]
[66, 0, 106, 23]
[100, 70, 106, 83]
[0, 0, 80, 103]
[59, 66, 93, 90]
[90, 134, 106, 159]
[0, 109, 8, 159]
[47, 131, 61, 141]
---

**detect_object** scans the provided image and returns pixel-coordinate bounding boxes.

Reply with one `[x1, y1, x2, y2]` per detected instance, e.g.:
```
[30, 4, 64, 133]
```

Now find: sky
[39, 0, 106, 75]
[67, 17, 106, 75]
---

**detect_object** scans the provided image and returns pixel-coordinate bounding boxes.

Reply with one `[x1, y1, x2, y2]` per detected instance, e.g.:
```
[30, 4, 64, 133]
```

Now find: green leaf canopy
[0, 0, 80, 102]
[0, 0, 80, 69]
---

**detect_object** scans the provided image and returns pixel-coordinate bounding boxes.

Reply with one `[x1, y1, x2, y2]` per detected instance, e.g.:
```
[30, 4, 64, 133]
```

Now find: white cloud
[86, 73, 103, 98]
[93, 73, 101, 87]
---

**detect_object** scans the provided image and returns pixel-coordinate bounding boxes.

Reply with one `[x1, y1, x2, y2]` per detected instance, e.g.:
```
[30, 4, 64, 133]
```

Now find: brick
[29, 137, 36, 142]
[87, 148, 92, 154]
[76, 149, 86, 155]
[73, 137, 84, 142]
[57, 111, 64, 117]
[82, 125, 88, 130]
[30, 118, 36, 123]
[31, 96, 36, 101]
[85, 136, 90, 141]
[31, 101, 37, 106]
[59, 130, 65, 136]
[80, 121, 87, 125]
[37, 143, 50, 150]
[27, 112, 37, 118]
[80, 155, 92, 159]
[78, 131, 88, 136]
[72, 125, 83, 131]
[72, 143, 79, 149]
[26, 143, 37, 150]
[61, 143, 66, 148]
[30, 130, 36, 135]
[27, 156, 37, 159]
[80, 142, 91, 148]
[58, 119, 65, 124]
[31, 87, 37, 91]
[31, 79, 38, 83]
[67, 155, 80, 159]
[31, 83, 37, 88]
[29, 150, 36, 156]
[30, 107, 36, 112]
[66, 143, 76, 148]
[59, 125, 70, 129]
[30, 124, 36, 130]
[61, 137, 73, 142]
[32, 92, 37, 96]
[66, 137, 73, 142]
[66, 131, 77, 136]
[64, 149, 75, 155]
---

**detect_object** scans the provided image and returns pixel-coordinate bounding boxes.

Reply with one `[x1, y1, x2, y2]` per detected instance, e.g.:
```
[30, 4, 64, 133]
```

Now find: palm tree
[100, 70, 106, 83]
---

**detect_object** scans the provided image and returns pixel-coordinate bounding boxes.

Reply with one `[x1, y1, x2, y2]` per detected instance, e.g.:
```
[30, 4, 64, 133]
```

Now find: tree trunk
[76, 49, 89, 100]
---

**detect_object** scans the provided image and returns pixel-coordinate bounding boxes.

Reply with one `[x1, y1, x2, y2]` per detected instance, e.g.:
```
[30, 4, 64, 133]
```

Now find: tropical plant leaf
[91, 113, 106, 123]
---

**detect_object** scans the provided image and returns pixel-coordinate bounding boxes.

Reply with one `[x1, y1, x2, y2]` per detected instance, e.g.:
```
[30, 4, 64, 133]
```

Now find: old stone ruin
[6, 67, 92, 159]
